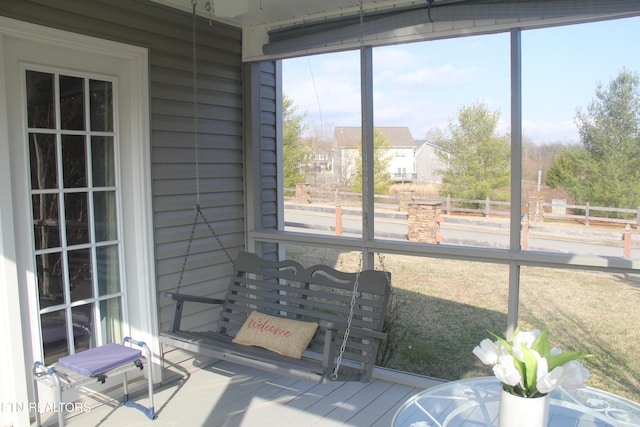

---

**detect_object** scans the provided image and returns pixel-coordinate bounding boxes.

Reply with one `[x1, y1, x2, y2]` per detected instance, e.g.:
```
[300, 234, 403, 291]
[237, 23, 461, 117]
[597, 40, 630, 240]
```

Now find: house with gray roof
[334, 126, 416, 184]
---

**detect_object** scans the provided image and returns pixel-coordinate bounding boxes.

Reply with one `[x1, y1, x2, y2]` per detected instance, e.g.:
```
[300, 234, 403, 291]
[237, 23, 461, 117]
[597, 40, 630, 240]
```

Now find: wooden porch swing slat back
[160, 251, 391, 383]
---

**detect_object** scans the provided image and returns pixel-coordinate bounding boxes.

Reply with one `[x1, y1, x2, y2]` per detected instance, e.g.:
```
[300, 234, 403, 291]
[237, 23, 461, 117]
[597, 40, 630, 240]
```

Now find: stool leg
[147, 353, 155, 420]
[123, 371, 129, 403]
[50, 370, 64, 427]
[32, 363, 42, 427]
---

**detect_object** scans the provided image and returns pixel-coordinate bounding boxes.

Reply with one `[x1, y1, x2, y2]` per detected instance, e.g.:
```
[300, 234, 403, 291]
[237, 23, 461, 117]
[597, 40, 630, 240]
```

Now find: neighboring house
[334, 126, 416, 184]
[414, 139, 449, 185]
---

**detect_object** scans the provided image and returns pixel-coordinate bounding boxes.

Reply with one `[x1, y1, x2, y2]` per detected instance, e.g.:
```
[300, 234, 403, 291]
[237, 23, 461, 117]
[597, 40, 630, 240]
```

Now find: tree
[434, 102, 510, 205]
[350, 128, 394, 194]
[282, 94, 313, 189]
[544, 146, 593, 201]
[547, 69, 640, 211]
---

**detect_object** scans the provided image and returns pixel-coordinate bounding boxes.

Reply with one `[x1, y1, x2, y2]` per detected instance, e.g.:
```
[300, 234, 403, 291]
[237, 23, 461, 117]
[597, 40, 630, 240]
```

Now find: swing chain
[331, 269, 360, 380]
[175, 204, 200, 293]
[195, 204, 236, 270]
[330, 248, 391, 380]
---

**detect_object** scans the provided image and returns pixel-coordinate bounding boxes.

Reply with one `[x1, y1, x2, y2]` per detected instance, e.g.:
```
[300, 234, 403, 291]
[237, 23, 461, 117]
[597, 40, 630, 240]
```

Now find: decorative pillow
[232, 311, 318, 359]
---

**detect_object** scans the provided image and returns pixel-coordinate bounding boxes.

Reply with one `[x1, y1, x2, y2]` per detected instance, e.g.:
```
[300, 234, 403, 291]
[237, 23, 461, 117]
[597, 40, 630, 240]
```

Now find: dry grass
[285, 245, 640, 403]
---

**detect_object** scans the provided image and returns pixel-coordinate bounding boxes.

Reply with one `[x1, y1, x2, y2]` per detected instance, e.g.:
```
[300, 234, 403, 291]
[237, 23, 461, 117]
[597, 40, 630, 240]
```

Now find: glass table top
[392, 377, 640, 427]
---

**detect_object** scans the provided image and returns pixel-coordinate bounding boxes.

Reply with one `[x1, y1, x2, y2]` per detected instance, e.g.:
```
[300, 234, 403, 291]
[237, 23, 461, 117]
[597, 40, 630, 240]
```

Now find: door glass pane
[64, 192, 89, 245]
[62, 135, 87, 188]
[28, 69, 122, 357]
[41, 310, 68, 365]
[29, 133, 57, 189]
[94, 191, 117, 242]
[72, 304, 94, 352]
[92, 136, 115, 187]
[59, 75, 85, 131]
[36, 252, 64, 308]
[32, 194, 60, 250]
[100, 298, 122, 343]
[68, 248, 93, 302]
[26, 70, 55, 129]
[90, 79, 113, 132]
[96, 244, 120, 295]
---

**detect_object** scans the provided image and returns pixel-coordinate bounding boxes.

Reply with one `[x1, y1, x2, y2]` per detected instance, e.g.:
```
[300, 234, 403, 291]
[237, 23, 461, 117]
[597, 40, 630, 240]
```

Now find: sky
[282, 15, 640, 145]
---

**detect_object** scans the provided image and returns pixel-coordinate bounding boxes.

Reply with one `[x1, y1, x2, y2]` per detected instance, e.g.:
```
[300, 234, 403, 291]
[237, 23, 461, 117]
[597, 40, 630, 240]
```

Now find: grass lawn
[286, 245, 640, 403]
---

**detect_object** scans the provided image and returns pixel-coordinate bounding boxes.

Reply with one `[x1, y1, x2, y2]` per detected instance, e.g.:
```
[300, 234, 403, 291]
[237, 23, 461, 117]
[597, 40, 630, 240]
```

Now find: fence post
[624, 224, 631, 258]
[637, 205, 640, 228]
[335, 206, 342, 236]
[485, 197, 490, 217]
[585, 201, 590, 226]
[446, 194, 451, 215]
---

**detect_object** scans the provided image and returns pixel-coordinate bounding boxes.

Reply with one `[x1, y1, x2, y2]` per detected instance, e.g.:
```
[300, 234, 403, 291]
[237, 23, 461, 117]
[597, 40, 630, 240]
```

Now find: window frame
[248, 26, 640, 335]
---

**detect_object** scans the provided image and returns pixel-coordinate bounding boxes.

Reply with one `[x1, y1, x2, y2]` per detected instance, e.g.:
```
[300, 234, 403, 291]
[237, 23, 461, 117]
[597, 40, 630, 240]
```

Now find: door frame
[0, 16, 156, 426]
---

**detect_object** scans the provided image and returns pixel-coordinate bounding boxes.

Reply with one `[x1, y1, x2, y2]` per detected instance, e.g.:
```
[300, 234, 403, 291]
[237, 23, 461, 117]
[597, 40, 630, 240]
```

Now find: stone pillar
[398, 190, 415, 211]
[407, 202, 442, 244]
[296, 183, 310, 203]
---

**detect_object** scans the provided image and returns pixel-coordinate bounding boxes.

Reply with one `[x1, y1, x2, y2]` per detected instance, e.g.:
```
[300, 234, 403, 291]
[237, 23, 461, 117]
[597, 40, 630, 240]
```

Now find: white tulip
[557, 360, 590, 390]
[511, 329, 541, 362]
[536, 357, 562, 394]
[537, 358, 589, 393]
[473, 339, 501, 365]
[493, 355, 522, 387]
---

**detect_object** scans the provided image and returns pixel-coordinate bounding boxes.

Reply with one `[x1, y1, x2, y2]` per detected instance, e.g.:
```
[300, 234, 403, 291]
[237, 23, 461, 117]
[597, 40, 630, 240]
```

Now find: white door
[0, 17, 156, 426]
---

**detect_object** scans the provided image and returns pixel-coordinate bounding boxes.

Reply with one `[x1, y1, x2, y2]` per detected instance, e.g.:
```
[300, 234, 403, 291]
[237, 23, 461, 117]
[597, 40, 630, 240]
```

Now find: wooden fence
[290, 185, 640, 228]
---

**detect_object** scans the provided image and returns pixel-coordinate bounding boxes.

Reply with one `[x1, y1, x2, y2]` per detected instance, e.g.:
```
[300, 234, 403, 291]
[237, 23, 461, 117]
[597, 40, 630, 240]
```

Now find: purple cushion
[57, 343, 142, 377]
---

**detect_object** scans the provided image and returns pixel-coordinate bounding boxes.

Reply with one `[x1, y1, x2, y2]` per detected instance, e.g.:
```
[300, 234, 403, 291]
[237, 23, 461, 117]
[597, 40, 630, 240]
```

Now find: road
[284, 209, 640, 259]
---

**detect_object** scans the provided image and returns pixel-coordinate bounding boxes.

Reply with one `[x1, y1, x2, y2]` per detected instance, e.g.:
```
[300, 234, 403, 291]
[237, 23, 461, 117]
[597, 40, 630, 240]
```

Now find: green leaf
[520, 345, 540, 395]
[532, 329, 551, 357]
[547, 351, 594, 371]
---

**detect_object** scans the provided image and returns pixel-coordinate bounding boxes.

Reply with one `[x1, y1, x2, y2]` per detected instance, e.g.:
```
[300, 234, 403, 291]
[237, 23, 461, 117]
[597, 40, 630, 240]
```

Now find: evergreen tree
[434, 102, 510, 206]
[547, 69, 640, 212]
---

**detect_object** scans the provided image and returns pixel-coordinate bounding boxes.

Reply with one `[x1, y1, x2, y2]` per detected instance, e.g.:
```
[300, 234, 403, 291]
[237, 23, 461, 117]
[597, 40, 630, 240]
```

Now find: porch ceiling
[150, 0, 640, 61]
[151, 0, 421, 29]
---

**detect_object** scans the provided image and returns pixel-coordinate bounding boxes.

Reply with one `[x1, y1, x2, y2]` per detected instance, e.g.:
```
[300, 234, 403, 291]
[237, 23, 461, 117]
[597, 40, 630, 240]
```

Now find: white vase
[498, 387, 550, 427]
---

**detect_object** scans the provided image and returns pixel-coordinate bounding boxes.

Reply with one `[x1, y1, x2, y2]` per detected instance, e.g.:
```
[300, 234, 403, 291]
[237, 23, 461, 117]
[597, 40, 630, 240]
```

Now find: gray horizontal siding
[0, 0, 246, 333]
[257, 61, 280, 255]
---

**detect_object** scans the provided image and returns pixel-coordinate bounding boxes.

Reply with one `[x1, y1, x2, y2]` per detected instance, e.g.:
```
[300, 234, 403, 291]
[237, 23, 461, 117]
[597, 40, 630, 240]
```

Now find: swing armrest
[165, 292, 225, 332]
[318, 320, 387, 380]
[165, 291, 225, 305]
[318, 320, 387, 341]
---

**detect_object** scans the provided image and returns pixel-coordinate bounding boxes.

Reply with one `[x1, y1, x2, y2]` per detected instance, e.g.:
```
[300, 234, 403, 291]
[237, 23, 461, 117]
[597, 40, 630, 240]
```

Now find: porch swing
[158, 1, 391, 383]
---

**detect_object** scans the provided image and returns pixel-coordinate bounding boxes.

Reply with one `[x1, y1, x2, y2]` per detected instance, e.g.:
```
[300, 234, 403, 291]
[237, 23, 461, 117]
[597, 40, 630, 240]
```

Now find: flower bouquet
[473, 328, 593, 398]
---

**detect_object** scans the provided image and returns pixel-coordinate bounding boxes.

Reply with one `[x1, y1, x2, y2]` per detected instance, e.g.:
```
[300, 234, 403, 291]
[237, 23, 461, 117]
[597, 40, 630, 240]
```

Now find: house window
[26, 70, 123, 364]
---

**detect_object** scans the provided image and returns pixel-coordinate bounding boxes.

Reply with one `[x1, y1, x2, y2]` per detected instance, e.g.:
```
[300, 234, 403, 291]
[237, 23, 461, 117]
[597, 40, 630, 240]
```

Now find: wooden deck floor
[53, 351, 442, 427]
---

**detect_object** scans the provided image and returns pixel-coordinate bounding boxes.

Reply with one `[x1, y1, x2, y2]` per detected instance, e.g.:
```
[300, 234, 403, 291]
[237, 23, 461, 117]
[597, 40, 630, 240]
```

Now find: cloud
[522, 119, 579, 143]
[395, 64, 476, 86]
[373, 47, 476, 86]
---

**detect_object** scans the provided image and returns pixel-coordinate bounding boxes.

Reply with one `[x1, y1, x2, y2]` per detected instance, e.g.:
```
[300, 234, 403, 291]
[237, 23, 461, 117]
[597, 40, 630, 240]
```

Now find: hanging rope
[176, 1, 235, 293]
[192, 0, 201, 207]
